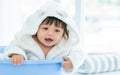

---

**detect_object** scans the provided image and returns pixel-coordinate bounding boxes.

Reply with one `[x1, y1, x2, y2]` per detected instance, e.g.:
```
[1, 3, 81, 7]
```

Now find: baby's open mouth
[45, 38, 53, 42]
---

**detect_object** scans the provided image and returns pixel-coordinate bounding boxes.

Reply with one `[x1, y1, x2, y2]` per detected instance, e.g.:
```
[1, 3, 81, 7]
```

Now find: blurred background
[84, 0, 120, 53]
[0, 0, 120, 53]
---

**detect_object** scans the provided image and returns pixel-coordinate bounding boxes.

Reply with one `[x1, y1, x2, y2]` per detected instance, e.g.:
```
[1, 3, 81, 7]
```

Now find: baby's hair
[40, 17, 69, 39]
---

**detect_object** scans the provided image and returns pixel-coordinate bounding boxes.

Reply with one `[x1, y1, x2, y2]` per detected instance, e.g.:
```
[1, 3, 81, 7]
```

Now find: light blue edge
[0, 58, 64, 64]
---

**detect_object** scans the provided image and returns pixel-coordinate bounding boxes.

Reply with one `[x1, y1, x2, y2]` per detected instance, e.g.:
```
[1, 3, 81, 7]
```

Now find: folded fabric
[77, 53, 120, 74]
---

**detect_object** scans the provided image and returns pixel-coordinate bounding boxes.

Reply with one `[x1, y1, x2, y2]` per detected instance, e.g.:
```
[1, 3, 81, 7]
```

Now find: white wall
[84, 0, 120, 53]
[0, 0, 49, 45]
[0, 0, 23, 45]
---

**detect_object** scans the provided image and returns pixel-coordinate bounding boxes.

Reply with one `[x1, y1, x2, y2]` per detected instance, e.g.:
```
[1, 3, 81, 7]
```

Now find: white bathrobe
[4, 1, 86, 74]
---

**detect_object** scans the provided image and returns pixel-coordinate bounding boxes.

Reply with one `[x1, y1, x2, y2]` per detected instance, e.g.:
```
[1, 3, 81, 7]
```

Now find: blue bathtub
[0, 59, 63, 75]
[0, 46, 63, 75]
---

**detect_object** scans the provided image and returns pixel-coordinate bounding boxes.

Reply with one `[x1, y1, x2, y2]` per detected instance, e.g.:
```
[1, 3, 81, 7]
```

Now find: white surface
[74, 71, 120, 75]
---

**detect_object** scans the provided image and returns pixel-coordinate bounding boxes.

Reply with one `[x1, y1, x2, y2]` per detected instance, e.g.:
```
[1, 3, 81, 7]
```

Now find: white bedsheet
[74, 71, 120, 75]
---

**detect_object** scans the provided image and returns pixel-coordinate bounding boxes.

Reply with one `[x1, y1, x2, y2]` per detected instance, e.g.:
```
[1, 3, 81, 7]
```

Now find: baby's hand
[11, 54, 24, 65]
[61, 57, 73, 71]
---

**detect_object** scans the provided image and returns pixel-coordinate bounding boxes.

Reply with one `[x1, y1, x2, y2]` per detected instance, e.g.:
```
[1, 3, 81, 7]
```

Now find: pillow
[77, 53, 120, 74]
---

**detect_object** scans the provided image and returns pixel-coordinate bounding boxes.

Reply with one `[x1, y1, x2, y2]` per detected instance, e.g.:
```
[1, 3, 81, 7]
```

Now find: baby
[4, 1, 85, 74]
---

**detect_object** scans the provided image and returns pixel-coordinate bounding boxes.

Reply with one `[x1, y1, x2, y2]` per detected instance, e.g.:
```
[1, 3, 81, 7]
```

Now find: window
[84, 0, 120, 53]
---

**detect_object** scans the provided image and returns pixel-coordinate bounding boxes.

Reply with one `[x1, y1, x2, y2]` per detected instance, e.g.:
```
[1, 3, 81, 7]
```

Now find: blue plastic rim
[0, 46, 64, 75]
[0, 58, 64, 75]
[0, 58, 64, 64]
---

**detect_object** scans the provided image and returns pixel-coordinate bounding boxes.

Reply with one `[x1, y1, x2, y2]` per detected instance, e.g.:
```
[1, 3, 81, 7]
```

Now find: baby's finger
[11, 57, 17, 65]
[61, 62, 66, 68]
[16, 56, 23, 65]
[61, 61, 67, 67]
[19, 56, 24, 64]
[63, 56, 70, 61]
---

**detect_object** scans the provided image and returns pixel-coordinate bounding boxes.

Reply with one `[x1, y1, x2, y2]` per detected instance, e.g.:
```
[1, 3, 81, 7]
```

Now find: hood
[15, 1, 80, 48]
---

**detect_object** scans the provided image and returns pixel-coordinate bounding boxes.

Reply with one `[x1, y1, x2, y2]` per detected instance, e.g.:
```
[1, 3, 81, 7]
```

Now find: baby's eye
[55, 29, 60, 32]
[42, 27, 48, 30]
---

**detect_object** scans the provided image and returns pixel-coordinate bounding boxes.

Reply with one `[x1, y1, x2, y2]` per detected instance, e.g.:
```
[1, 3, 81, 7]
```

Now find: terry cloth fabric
[77, 53, 120, 74]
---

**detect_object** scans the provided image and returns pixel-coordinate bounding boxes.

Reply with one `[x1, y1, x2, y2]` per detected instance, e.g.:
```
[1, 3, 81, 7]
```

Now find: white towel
[77, 53, 120, 74]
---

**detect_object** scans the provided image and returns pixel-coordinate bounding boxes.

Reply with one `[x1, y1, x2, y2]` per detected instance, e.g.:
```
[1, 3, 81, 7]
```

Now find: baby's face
[36, 23, 64, 47]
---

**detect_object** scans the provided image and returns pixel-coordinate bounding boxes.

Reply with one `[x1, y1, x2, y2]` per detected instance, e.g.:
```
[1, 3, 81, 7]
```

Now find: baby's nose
[47, 30, 54, 36]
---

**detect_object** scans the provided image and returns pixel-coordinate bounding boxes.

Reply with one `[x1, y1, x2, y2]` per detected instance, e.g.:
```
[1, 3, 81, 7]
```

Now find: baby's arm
[4, 40, 27, 64]
[10, 54, 24, 65]
[61, 57, 73, 71]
